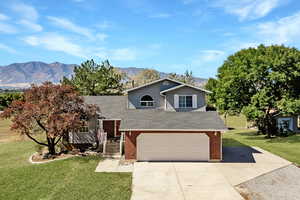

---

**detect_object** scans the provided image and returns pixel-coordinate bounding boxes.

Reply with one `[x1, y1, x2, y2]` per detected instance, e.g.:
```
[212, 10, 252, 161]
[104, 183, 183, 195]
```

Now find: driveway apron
[131, 162, 244, 200]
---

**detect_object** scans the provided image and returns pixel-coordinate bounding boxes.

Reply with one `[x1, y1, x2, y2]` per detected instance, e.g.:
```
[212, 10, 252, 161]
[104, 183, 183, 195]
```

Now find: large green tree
[211, 45, 300, 137]
[62, 59, 123, 95]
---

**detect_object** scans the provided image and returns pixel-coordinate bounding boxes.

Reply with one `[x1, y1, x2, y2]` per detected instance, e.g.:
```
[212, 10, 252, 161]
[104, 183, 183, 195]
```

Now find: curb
[29, 153, 76, 164]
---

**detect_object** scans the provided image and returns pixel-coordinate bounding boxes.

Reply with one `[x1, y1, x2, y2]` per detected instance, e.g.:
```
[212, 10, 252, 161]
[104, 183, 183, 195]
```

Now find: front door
[103, 120, 115, 139]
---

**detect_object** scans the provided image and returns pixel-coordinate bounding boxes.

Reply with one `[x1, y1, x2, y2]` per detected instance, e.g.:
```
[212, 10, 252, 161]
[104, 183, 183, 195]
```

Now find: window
[140, 95, 154, 107]
[179, 95, 193, 108]
[79, 121, 89, 133]
[277, 117, 293, 131]
[298, 115, 300, 128]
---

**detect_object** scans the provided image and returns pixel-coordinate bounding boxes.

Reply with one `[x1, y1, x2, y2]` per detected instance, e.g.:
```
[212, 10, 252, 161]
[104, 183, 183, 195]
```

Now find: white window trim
[174, 94, 179, 108]
[140, 95, 154, 107]
[297, 115, 300, 128]
[178, 95, 193, 108]
[140, 101, 154, 107]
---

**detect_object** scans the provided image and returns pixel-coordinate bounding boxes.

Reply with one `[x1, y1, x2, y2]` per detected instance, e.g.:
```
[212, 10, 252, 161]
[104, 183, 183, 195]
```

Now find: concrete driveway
[131, 147, 291, 200]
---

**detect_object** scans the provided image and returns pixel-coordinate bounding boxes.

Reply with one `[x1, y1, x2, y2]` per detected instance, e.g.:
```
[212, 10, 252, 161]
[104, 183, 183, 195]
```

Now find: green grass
[223, 115, 300, 165]
[0, 119, 20, 142]
[221, 114, 248, 129]
[0, 120, 132, 200]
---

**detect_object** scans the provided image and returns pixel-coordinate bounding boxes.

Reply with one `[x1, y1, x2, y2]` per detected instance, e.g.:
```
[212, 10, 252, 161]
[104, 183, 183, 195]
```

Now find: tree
[133, 69, 160, 86]
[62, 59, 123, 95]
[168, 70, 195, 85]
[0, 82, 98, 155]
[204, 78, 218, 110]
[212, 45, 300, 137]
[0, 92, 23, 110]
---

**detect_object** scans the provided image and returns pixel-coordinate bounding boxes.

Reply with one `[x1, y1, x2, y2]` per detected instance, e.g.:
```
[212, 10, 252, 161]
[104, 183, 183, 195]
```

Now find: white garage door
[137, 133, 209, 161]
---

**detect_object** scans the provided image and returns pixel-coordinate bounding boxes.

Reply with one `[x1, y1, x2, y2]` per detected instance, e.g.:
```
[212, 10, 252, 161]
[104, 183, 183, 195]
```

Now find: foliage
[62, 59, 123, 95]
[204, 78, 218, 108]
[168, 70, 195, 85]
[0, 82, 98, 155]
[0, 92, 23, 110]
[132, 69, 160, 86]
[212, 45, 300, 137]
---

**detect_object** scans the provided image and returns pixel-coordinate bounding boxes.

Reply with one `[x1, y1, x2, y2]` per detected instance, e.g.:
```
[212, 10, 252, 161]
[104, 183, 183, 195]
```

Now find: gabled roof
[84, 96, 226, 131]
[124, 78, 184, 93]
[119, 110, 227, 131]
[160, 83, 211, 94]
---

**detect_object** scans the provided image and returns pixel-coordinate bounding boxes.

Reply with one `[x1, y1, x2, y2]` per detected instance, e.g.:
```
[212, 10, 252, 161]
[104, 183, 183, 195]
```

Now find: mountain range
[0, 61, 207, 89]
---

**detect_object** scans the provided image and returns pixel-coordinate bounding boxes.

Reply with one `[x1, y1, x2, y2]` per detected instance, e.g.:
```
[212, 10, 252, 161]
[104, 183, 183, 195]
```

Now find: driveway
[131, 147, 291, 200]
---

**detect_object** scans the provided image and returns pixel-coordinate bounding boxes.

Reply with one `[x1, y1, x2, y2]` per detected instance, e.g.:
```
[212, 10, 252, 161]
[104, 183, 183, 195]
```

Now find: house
[276, 115, 300, 133]
[69, 78, 227, 161]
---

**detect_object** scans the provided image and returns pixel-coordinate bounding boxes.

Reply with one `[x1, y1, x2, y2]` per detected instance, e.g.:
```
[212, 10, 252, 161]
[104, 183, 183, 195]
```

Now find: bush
[0, 92, 23, 110]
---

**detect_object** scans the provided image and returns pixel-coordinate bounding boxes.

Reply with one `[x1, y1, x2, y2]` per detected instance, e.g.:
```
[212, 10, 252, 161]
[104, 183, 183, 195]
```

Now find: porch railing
[119, 132, 125, 155]
[97, 128, 107, 154]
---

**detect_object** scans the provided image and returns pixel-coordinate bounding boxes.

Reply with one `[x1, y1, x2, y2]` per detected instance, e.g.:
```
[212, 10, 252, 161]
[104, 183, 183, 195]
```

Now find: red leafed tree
[0, 82, 98, 155]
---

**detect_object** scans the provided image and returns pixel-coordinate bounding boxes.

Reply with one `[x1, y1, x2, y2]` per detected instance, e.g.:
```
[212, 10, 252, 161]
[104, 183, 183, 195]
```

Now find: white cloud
[0, 22, 18, 34]
[214, 0, 279, 21]
[0, 43, 17, 53]
[0, 13, 9, 21]
[95, 48, 138, 61]
[11, 3, 42, 31]
[110, 48, 137, 61]
[193, 50, 225, 63]
[48, 16, 106, 41]
[96, 21, 113, 29]
[23, 33, 86, 58]
[18, 19, 43, 32]
[12, 3, 39, 21]
[96, 33, 108, 41]
[256, 11, 300, 44]
[149, 13, 172, 19]
[182, 0, 198, 5]
[22, 33, 137, 61]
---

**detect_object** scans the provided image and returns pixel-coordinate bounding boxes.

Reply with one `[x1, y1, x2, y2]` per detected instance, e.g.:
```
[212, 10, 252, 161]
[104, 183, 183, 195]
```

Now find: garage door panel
[137, 133, 209, 161]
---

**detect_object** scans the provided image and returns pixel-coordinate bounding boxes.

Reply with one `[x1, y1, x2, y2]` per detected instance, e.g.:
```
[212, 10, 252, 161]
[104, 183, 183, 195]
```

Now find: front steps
[103, 140, 121, 158]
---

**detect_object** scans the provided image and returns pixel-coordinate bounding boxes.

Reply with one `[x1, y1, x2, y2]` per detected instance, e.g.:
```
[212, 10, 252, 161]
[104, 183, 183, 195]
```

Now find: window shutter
[174, 94, 179, 108]
[192, 94, 197, 108]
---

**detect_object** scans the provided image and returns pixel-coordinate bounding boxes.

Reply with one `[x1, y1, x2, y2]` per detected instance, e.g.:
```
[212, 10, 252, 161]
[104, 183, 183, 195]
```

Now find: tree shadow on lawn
[230, 129, 300, 145]
[235, 130, 300, 144]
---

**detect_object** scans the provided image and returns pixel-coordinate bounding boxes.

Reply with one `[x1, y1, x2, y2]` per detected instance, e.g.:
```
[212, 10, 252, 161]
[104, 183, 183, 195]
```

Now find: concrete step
[103, 153, 121, 159]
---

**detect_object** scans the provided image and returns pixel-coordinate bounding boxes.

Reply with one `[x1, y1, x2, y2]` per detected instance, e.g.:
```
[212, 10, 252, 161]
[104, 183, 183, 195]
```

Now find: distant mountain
[0, 61, 207, 89]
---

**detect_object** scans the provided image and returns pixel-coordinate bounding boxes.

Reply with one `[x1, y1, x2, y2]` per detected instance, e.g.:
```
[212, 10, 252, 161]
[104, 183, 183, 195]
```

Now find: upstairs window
[140, 95, 154, 107]
[79, 121, 89, 133]
[179, 95, 193, 108]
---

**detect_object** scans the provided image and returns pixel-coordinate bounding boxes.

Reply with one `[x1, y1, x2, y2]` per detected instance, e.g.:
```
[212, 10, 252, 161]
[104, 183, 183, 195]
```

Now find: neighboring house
[69, 78, 227, 161]
[275, 115, 300, 133]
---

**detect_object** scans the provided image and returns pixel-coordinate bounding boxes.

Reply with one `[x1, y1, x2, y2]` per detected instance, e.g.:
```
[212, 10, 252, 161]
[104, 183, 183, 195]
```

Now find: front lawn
[223, 125, 300, 165]
[0, 120, 132, 200]
[0, 119, 21, 142]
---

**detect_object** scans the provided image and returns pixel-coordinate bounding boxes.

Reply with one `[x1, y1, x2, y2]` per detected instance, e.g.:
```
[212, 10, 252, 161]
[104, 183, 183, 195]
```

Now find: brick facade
[124, 130, 221, 161]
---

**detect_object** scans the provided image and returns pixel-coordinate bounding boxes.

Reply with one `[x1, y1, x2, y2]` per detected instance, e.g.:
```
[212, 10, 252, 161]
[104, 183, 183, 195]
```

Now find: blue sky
[0, 0, 300, 78]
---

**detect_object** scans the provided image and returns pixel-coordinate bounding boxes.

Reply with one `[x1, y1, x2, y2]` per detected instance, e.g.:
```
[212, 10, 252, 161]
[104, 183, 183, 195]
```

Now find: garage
[136, 133, 210, 161]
